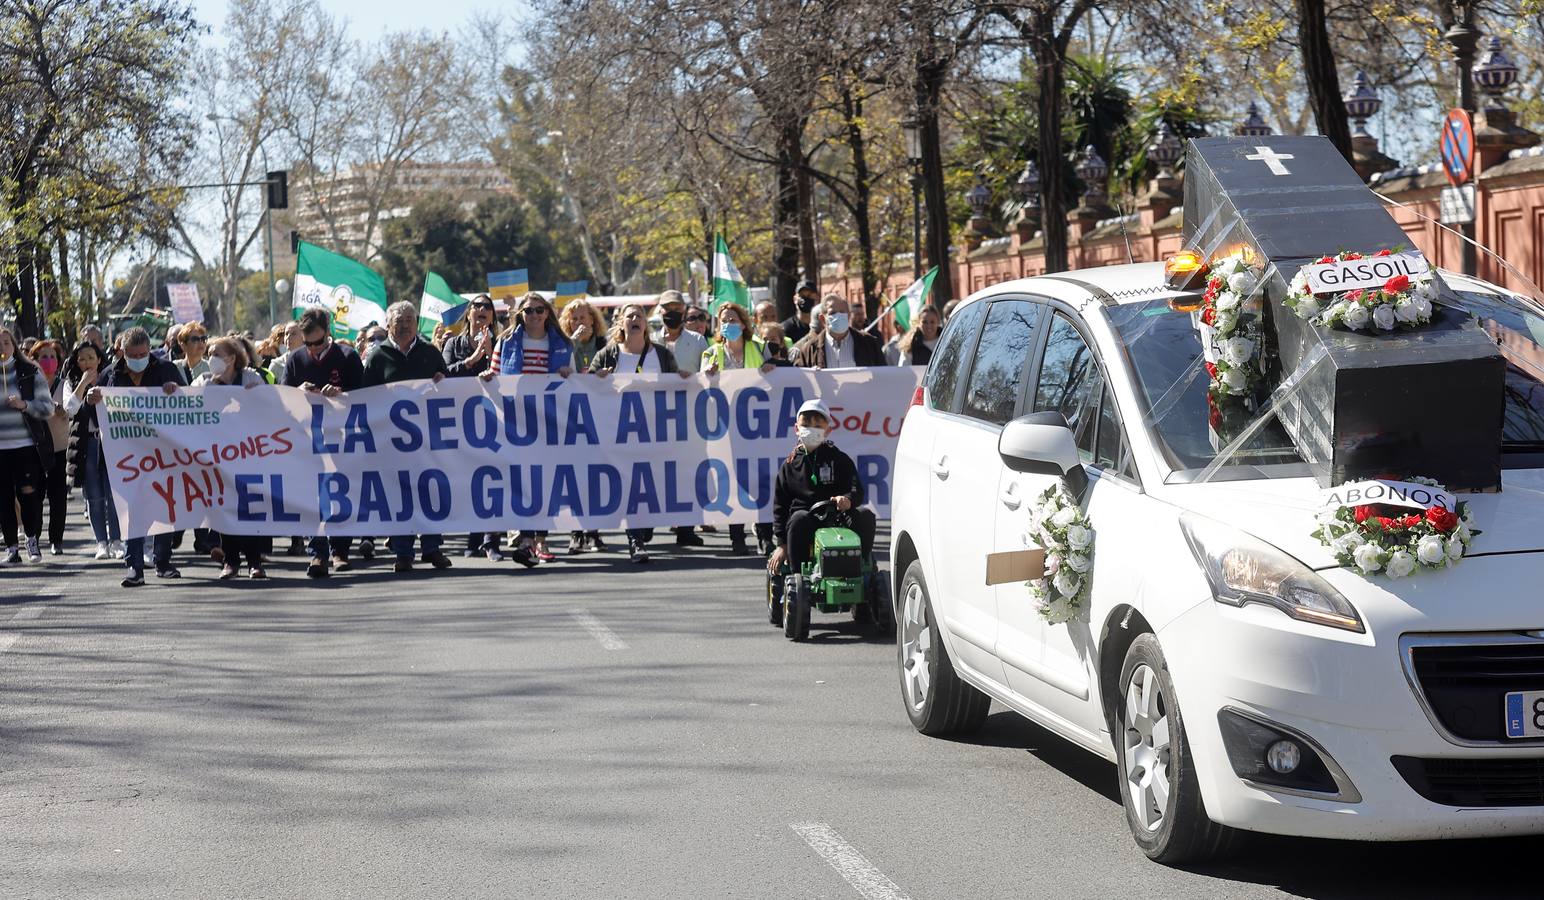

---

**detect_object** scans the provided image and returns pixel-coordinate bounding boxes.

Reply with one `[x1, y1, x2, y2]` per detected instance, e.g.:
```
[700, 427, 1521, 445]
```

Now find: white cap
[797, 398, 832, 422]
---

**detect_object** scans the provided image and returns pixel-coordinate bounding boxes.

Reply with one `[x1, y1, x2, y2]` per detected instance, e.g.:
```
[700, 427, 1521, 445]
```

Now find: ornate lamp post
[1014, 158, 1040, 239]
[1342, 71, 1381, 137]
[1472, 35, 1519, 112]
[900, 114, 924, 279]
[1075, 145, 1108, 204]
[965, 175, 991, 232]
[1148, 120, 1182, 178]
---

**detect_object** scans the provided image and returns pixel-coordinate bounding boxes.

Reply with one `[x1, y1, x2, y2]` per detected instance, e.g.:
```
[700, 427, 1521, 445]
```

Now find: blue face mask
[126, 355, 150, 373]
[721, 322, 743, 343]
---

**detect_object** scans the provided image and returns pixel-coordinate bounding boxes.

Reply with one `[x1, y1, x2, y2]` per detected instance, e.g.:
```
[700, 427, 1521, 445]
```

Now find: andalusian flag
[292, 241, 389, 339]
[419, 271, 467, 336]
[710, 233, 750, 312]
[886, 266, 938, 333]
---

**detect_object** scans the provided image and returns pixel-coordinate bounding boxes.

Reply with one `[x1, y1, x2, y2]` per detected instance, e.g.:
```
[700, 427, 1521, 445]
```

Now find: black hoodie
[773, 440, 864, 548]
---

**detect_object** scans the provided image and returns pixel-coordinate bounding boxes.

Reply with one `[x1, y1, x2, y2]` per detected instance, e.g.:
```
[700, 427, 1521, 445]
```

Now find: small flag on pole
[292, 241, 389, 339]
[420, 271, 468, 336]
[487, 268, 529, 301]
[710, 233, 750, 313]
[886, 266, 938, 333]
[553, 280, 589, 307]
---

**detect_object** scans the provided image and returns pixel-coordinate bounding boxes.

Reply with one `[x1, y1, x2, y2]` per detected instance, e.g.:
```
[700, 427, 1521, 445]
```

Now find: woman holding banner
[61, 341, 122, 559]
[557, 297, 610, 554]
[0, 327, 54, 564]
[702, 304, 782, 556]
[192, 337, 271, 579]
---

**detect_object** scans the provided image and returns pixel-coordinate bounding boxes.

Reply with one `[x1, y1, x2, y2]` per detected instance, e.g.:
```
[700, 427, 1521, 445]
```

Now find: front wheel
[897, 560, 988, 736]
[783, 577, 810, 642]
[1117, 634, 1242, 864]
[767, 571, 784, 626]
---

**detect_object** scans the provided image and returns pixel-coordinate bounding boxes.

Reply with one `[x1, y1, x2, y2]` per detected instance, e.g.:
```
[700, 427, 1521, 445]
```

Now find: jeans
[125, 532, 174, 574]
[388, 533, 442, 561]
[307, 536, 354, 560]
[82, 436, 121, 544]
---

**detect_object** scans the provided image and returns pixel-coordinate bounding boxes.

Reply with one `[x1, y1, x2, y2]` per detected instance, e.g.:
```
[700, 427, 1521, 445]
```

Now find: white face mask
[796, 425, 826, 450]
[827, 313, 850, 335]
[207, 355, 229, 378]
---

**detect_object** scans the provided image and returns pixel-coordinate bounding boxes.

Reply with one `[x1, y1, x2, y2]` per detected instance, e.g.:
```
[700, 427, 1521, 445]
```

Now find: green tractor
[766, 500, 893, 641]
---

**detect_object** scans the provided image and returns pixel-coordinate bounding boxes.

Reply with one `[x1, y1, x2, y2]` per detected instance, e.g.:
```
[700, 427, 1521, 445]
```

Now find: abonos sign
[98, 368, 923, 538]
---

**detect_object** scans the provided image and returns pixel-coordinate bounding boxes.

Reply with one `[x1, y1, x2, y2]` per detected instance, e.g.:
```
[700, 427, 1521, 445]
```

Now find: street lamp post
[900, 114, 923, 280]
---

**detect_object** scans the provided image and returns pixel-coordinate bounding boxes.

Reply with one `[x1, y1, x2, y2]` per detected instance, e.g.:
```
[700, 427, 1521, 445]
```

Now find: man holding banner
[285, 308, 364, 578]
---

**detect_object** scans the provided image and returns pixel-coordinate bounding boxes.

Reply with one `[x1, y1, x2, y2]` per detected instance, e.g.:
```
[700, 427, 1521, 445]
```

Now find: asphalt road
[2, 520, 1540, 899]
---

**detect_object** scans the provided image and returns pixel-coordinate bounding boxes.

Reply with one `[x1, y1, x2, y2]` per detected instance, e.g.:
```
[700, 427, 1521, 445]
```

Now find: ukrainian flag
[487, 268, 529, 301]
[554, 280, 588, 307]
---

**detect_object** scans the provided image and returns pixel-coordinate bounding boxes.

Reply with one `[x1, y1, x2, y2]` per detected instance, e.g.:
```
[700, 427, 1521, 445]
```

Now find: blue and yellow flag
[488, 268, 529, 302]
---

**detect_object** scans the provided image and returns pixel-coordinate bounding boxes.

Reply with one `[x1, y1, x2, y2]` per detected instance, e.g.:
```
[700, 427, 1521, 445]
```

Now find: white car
[890, 261, 1544, 862]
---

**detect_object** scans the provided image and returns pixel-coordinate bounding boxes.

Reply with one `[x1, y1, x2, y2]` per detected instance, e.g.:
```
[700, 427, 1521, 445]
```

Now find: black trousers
[0, 446, 43, 547]
[44, 449, 67, 545]
[221, 533, 272, 568]
[787, 507, 875, 569]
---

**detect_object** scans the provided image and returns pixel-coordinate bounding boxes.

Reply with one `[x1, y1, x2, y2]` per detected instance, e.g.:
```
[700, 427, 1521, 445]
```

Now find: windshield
[1104, 285, 1544, 478]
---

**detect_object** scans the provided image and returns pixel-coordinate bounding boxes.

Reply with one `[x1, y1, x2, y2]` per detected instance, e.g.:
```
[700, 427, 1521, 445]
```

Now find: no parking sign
[1439, 108, 1475, 187]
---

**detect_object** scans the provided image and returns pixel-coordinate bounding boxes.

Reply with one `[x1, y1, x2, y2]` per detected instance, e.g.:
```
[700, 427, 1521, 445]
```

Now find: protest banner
[166, 283, 203, 324]
[97, 367, 924, 538]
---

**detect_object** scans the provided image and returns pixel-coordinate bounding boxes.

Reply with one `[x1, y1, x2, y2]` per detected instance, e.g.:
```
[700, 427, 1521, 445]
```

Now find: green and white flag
[292, 241, 389, 339]
[419, 271, 467, 337]
[710, 233, 750, 313]
[885, 266, 938, 333]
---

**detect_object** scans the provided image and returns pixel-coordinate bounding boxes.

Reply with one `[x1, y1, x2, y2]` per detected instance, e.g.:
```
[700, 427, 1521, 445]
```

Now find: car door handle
[932, 455, 950, 480]
[1000, 482, 1021, 510]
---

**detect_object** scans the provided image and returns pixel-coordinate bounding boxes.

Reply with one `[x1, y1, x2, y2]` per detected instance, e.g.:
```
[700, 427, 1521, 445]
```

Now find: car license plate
[1505, 691, 1544, 738]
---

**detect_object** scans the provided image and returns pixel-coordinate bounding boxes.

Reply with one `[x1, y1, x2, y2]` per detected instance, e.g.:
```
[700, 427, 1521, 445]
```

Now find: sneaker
[510, 546, 539, 569]
[485, 547, 505, 563]
[121, 571, 145, 587]
[534, 547, 556, 562]
[461, 546, 480, 558]
[94, 541, 110, 560]
[24, 537, 42, 564]
[155, 566, 181, 579]
[674, 530, 705, 547]
[590, 533, 609, 552]
[757, 537, 774, 558]
[249, 566, 267, 580]
[422, 551, 453, 570]
[109, 540, 127, 559]
[393, 558, 414, 573]
[286, 536, 306, 556]
[331, 555, 352, 572]
[218, 564, 239, 580]
[306, 560, 329, 579]
[628, 539, 651, 564]
[49, 542, 63, 557]
[567, 531, 587, 554]
[3, 547, 19, 564]
[359, 539, 376, 560]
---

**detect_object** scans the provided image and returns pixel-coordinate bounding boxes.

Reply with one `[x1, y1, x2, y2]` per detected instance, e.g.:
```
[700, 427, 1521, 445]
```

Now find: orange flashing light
[1165, 250, 1204, 278]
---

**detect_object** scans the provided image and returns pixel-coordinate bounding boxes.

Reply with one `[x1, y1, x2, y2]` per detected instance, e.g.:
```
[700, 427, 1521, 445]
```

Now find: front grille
[1408, 638, 1544, 742]
[818, 552, 863, 579]
[1392, 756, 1544, 807]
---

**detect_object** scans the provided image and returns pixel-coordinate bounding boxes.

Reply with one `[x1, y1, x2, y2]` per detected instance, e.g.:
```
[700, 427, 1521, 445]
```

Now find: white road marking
[791, 822, 911, 900]
[569, 610, 627, 651]
[0, 606, 47, 654]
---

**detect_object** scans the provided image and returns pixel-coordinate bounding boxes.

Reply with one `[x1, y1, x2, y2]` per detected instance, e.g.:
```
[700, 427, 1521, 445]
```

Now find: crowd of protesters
[0, 286, 951, 583]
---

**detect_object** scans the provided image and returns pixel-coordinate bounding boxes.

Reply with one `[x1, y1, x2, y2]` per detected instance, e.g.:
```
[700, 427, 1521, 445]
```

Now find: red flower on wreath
[1385, 274, 1411, 293]
[1344, 289, 1365, 302]
[1426, 506, 1459, 533]
[1401, 514, 1424, 528]
[1375, 249, 1393, 257]
[1318, 256, 1335, 264]
[1204, 360, 1218, 379]
[1354, 505, 1375, 523]
[1344, 252, 1363, 260]
[1201, 306, 1216, 326]
[1377, 516, 1397, 530]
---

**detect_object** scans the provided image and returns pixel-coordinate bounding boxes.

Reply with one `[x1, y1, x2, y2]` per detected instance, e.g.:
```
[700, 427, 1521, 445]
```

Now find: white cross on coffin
[1246, 146, 1294, 176]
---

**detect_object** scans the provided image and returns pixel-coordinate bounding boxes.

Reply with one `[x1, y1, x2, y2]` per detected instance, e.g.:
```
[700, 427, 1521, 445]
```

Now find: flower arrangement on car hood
[1312, 477, 1477, 577]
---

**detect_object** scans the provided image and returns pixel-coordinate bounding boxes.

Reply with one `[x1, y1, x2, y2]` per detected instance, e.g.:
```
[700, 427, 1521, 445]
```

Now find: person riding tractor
[766, 399, 891, 640]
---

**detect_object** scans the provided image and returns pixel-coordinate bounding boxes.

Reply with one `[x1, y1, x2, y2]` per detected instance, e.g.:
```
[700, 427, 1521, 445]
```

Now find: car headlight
[1179, 513, 1364, 633]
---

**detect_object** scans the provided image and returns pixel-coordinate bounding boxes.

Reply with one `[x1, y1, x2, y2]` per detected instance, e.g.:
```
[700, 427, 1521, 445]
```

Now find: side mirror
[999, 412, 1088, 500]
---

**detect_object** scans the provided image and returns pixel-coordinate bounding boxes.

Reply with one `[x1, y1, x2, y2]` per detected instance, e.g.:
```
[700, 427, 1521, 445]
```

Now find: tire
[897, 560, 989, 736]
[783, 577, 811, 642]
[767, 571, 784, 626]
[870, 574, 895, 638]
[1116, 634, 1243, 864]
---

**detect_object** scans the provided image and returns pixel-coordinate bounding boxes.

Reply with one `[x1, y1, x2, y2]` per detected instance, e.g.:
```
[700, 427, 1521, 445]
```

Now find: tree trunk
[15, 248, 40, 338]
[1295, 0, 1352, 161]
[773, 116, 803, 319]
[794, 120, 818, 292]
[840, 83, 878, 319]
[916, 60, 954, 306]
[1031, 17, 1071, 275]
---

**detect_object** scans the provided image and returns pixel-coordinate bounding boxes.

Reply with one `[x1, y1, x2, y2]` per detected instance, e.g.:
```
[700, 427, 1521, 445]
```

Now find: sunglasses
[183, 335, 207, 344]
[685, 313, 708, 322]
[304, 337, 329, 348]
[520, 306, 547, 316]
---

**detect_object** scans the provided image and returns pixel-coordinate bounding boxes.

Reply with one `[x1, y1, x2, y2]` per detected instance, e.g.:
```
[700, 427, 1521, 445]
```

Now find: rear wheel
[1117, 634, 1242, 864]
[870, 574, 895, 638]
[783, 577, 811, 642]
[898, 560, 988, 736]
[767, 572, 784, 626]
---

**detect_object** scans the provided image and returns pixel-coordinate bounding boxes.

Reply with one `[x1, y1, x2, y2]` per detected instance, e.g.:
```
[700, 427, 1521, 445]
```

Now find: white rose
[1052, 570, 1082, 598]
[1293, 295, 1321, 320]
[1372, 304, 1397, 331]
[1041, 596, 1077, 624]
[1353, 543, 1384, 574]
[1416, 535, 1447, 566]
[1213, 308, 1239, 334]
[1222, 336, 1254, 368]
[1065, 523, 1092, 550]
[1065, 552, 1090, 574]
[1394, 299, 1419, 323]
[1446, 535, 1464, 560]
[1214, 290, 1240, 311]
[1044, 552, 1062, 575]
[1414, 277, 1438, 301]
[1289, 270, 1310, 294]
[1051, 506, 1077, 528]
[1227, 272, 1252, 295]
[1214, 257, 1241, 277]
[1342, 303, 1371, 330]
[1220, 367, 1249, 393]
[1386, 549, 1417, 578]
[1331, 532, 1365, 554]
[1413, 296, 1433, 320]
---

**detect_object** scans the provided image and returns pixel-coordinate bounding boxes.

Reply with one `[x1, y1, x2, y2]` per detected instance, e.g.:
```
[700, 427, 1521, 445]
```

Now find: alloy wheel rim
[1123, 663, 1172, 833]
[899, 582, 932, 712]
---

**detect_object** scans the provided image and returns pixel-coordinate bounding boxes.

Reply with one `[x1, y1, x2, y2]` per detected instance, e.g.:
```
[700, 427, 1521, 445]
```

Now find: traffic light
[266, 170, 288, 209]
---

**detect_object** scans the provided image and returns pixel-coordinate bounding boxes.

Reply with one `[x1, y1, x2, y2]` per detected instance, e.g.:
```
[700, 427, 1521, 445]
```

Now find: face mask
[126, 355, 149, 373]
[827, 313, 850, 335]
[661, 310, 683, 329]
[207, 356, 229, 377]
[38, 357, 58, 377]
[796, 426, 826, 450]
[720, 322, 743, 343]
[797, 296, 817, 313]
